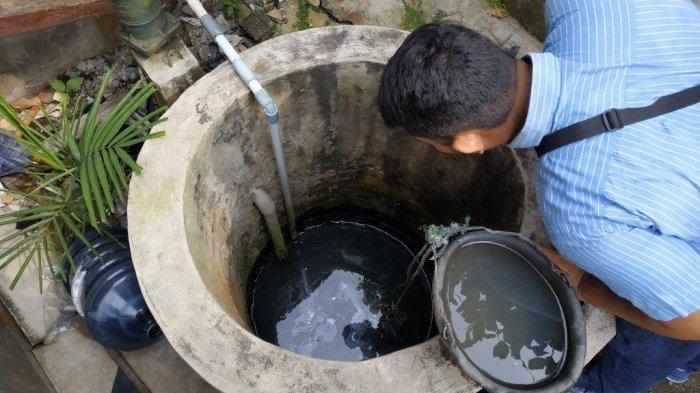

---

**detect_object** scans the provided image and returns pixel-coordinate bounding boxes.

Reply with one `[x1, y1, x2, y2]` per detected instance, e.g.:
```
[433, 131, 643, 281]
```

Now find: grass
[222, 0, 244, 18]
[401, 4, 426, 31]
[295, 0, 312, 30]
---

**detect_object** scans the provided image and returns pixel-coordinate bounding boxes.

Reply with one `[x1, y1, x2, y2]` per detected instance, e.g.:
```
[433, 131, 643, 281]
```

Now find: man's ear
[452, 132, 486, 154]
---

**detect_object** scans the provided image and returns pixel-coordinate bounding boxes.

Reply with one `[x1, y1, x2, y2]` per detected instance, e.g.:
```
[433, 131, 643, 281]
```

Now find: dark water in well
[248, 221, 433, 361]
[443, 242, 566, 386]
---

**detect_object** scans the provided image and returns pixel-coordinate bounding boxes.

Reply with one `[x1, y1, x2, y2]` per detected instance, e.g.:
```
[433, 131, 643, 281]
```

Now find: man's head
[378, 22, 522, 154]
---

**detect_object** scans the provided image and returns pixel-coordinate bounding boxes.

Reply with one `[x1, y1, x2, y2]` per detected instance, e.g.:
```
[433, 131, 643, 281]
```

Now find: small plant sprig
[295, 0, 312, 30]
[0, 69, 165, 291]
[222, 0, 244, 18]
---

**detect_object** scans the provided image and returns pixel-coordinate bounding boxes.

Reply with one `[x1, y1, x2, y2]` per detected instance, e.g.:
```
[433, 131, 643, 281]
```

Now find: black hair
[378, 22, 517, 137]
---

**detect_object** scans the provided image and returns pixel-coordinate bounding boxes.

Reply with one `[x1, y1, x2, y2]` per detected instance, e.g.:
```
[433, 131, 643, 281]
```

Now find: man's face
[414, 129, 499, 155]
[414, 136, 461, 154]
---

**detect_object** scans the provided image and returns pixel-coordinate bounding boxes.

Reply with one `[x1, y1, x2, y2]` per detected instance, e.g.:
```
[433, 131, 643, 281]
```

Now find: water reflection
[445, 242, 566, 385]
[249, 221, 433, 361]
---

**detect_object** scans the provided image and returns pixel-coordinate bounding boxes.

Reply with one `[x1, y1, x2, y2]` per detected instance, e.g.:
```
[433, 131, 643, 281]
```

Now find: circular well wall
[129, 26, 528, 392]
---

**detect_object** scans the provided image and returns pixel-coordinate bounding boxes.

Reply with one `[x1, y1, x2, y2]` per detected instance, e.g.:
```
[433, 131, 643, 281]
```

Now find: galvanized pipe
[109, 0, 179, 55]
[186, 0, 297, 239]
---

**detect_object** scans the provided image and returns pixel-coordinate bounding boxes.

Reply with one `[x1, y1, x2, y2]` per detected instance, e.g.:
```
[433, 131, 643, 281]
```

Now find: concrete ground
[651, 374, 700, 393]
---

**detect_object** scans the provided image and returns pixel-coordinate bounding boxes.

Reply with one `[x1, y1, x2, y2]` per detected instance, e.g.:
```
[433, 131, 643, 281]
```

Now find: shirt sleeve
[551, 228, 700, 321]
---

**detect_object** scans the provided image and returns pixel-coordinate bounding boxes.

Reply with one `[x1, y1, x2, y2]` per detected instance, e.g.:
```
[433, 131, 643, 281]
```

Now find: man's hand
[539, 244, 700, 341]
[540, 244, 585, 291]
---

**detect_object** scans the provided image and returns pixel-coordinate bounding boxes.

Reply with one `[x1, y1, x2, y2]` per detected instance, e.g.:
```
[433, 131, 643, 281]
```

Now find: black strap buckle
[601, 109, 624, 131]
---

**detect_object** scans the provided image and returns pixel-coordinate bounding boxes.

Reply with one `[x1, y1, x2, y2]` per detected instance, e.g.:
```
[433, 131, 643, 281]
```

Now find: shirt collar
[508, 52, 562, 149]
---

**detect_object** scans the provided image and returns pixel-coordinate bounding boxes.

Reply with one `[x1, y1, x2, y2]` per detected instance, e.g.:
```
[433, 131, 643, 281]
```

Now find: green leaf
[59, 212, 94, 256]
[92, 153, 115, 212]
[36, 241, 43, 293]
[10, 245, 37, 290]
[85, 158, 107, 222]
[81, 69, 113, 154]
[115, 147, 142, 174]
[101, 150, 125, 202]
[49, 79, 66, 93]
[108, 107, 166, 147]
[116, 131, 165, 148]
[53, 220, 75, 273]
[66, 76, 85, 92]
[0, 234, 39, 268]
[95, 82, 153, 149]
[110, 117, 166, 149]
[1, 188, 61, 202]
[79, 160, 99, 228]
[93, 79, 144, 148]
[0, 239, 34, 275]
[0, 210, 58, 227]
[122, 53, 134, 67]
[107, 149, 129, 190]
[42, 236, 57, 281]
[30, 167, 77, 194]
[0, 220, 44, 245]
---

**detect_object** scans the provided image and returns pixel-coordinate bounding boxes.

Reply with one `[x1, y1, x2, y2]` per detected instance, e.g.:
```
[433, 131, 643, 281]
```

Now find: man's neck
[507, 59, 533, 142]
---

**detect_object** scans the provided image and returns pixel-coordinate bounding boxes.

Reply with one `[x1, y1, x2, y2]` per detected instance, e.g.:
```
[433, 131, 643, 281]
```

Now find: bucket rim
[432, 227, 586, 393]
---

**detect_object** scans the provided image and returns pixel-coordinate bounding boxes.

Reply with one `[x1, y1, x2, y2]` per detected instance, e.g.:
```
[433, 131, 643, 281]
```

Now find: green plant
[401, 4, 426, 31]
[49, 76, 84, 93]
[222, 0, 244, 18]
[295, 0, 312, 30]
[0, 69, 165, 291]
[122, 53, 135, 67]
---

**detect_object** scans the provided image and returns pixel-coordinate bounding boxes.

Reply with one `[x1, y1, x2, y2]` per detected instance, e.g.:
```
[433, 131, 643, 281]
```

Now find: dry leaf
[10, 96, 41, 109]
[53, 91, 69, 105]
[22, 106, 40, 126]
[490, 6, 504, 18]
[38, 90, 55, 103]
[0, 118, 17, 133]
[1, 194, 15, 205]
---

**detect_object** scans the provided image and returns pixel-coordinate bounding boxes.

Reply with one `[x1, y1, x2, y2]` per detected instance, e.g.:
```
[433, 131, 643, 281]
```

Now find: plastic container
[432, 228, 586, 393]
[65, 229, 163, 351]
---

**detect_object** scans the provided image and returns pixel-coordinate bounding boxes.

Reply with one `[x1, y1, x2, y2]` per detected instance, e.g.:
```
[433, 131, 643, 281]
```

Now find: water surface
[443, 241, 567, 386]
[249, 221, 433, 361]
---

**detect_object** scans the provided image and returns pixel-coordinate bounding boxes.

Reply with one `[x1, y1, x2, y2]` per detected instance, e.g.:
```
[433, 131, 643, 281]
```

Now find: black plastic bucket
[433, 228, 586, 392]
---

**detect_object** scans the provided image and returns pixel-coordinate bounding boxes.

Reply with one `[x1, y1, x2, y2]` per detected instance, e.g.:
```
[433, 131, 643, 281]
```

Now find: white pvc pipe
[185, 0, 297, 239]
[187, 0, 207, 17]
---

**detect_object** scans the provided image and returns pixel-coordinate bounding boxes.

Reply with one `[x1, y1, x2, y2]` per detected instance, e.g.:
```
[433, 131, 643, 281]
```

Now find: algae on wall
[499, 0, 546, 41]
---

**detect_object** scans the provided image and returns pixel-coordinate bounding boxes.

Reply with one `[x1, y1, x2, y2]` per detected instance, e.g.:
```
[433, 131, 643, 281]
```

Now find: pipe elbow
[252, 188, 276, 216]
[264, 102, 279, 121]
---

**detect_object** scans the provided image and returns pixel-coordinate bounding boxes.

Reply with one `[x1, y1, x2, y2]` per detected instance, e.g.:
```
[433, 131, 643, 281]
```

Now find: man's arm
[541, 245, 700, 340]
[539, 227, 700, 341]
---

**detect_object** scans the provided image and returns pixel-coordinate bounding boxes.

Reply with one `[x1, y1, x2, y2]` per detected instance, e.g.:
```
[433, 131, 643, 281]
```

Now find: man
[378, 1, 699, 392]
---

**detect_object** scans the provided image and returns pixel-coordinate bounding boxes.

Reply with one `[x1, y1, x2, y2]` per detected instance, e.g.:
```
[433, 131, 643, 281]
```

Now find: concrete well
[128, 26, 614, 392]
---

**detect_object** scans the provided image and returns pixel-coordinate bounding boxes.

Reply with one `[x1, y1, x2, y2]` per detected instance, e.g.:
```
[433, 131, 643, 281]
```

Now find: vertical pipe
[187, 0, 297, 238]
[252, 188, 287, 260]
[108, 0, 179, 54]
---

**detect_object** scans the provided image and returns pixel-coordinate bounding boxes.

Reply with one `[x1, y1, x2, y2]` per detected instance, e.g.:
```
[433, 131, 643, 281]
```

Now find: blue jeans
[574, 318, 700, 392]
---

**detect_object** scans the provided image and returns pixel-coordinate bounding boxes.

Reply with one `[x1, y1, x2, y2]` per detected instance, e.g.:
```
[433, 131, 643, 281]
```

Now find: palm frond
[0, 68, 166, 289]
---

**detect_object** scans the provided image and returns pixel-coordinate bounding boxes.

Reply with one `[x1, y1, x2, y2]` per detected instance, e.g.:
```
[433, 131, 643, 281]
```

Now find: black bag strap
[535, 84, 700, 157]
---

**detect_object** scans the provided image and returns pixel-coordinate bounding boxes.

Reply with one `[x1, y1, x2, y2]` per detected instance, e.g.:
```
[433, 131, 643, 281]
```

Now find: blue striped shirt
[509, 0, 700, 321]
